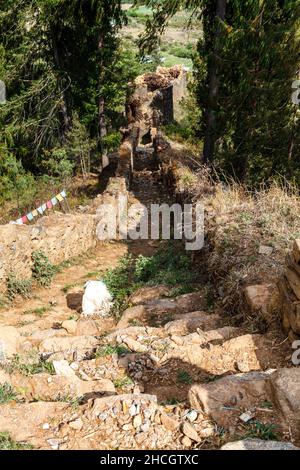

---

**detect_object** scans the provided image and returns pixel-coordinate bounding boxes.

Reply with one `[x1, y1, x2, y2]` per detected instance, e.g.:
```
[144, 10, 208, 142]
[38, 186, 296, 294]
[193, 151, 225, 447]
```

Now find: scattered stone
[42, 423, 50, 430]
[53, 359, 77, 379]
[121, 336, 148, 353]
[47, 438, 61, 450]
[182, 422, 200, 443]
[133, 414, 143, 428]
[258, 245, 273, 255]
[181, 436, 192, 447]
[221, 439, 300, 451]
[186, 410, 198, 422]
[62, 319, 77, 335]
[161, 413, 180, 432]
[68, 418, 83, 431]
[239, 411, 254, 423]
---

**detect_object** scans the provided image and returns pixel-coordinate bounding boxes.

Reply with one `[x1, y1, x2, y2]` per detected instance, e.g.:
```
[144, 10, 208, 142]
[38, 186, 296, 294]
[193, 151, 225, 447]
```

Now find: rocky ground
[0, 154, 299, 451]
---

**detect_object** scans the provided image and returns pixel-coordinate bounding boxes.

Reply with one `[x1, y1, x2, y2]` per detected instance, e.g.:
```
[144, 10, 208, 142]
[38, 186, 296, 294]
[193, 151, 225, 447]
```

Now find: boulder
[117, 306, 146, 328]
[39, 335, 98, 360]
[271, 368, 300, 441]
[62, 320, 77, 335]
[244, 283, 279, 321]
[221, 439, 299, 450]
[164, 312, 221, 335]
[189, 370, 275, 429]
[129, 286, 171, 305]
[76, 319, 99, 336]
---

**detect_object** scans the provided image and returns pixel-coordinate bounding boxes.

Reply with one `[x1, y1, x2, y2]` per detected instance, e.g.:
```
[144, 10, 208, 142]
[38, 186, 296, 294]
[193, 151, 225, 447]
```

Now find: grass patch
[23, 306, 51, 317]
[95, 344, 130, 358]
[244, 420, 279, 441]
[61, 282, 82, 293]
[1, 354, 55, 377]
[0, 432, 33, 450]
[177, 369, 193, 385]
[113, 376, 134, 389]
[102, 242, 197, 319]
[0, 383, 17, 404]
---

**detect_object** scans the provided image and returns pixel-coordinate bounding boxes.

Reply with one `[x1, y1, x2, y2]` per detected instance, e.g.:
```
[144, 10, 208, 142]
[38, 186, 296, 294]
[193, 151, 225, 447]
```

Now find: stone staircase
[0, 284, 299, 450]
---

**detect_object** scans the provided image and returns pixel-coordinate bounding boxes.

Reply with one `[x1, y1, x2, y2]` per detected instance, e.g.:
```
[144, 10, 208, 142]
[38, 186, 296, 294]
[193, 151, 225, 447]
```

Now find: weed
[1, 354, 55, 377]
[244, 420, 279, 441]
[102, 243, 197, 319]
[62, 282, 82, 293]
[23, 306, 51, 317]
[0, 382, 17, 404]
[128, 318, 143, 327]
[0, 432, 33, 450]
[177, 370, 193, 385]
[32, 251, 56, 287]
[113, 376, 134, 388]
[6, 272, 32, 300]
[95, 344, 130, 358]
[260, 400, 274, 409]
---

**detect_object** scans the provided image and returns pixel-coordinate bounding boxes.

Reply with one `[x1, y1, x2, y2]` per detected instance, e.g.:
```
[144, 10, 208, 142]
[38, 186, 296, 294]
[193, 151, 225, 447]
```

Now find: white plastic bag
[82, 280, 113, 317]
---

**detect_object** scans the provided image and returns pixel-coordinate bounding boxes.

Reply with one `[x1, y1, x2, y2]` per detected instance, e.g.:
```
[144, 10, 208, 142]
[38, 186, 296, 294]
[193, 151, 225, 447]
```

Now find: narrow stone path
[0, 148, 299, 451]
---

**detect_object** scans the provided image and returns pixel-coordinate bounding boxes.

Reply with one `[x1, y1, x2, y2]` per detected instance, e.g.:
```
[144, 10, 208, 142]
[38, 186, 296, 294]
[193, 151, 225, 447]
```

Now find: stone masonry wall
[0, 213, 97, 292]
[279, 239, 300, 339]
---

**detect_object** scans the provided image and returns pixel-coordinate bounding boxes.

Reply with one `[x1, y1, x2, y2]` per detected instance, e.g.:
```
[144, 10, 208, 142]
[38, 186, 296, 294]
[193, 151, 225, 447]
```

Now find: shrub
[31, 251, 56, 287]
[6, 273, 32, 300]
[0, 382, 17, 404]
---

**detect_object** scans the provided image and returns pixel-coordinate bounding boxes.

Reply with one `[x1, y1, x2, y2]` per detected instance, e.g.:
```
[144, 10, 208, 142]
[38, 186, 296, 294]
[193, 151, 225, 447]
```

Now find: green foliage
[0, 382, 17, 404]
[177, 369, 193, 385]
[95, 344, 130, 358]
[32, 251, 56, 287]
[0, 145, 35, 207]
[0, 432, 33, 450]
[2, 354, 55, 377]
[40, 148, 74, 180]
[113, 376, 134, 388]
[6, 273, 32, 300]
[245, 420, 279, 441]
[103, 243, 196, 318]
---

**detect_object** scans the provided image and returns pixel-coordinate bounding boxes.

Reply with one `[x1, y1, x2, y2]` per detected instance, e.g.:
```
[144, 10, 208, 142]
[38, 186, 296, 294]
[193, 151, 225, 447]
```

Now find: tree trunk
[203, 0, 226, 164]
[51, 30, 72, 143]
[98, 33, 107, 156]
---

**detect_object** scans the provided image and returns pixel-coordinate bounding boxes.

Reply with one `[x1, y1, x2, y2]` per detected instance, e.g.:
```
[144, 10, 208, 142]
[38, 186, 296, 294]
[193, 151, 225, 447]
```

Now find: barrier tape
[11, 190, 67, 225]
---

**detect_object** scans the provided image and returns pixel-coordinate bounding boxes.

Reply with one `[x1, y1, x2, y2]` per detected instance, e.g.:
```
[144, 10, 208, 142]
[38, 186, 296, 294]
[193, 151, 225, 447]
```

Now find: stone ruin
[117, 65, 188, 181]
[279, 239, 300, 339]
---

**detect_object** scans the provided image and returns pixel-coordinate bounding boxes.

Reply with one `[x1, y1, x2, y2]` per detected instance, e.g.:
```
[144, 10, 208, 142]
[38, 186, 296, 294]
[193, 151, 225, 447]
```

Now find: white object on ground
[82, 280, 113, 317]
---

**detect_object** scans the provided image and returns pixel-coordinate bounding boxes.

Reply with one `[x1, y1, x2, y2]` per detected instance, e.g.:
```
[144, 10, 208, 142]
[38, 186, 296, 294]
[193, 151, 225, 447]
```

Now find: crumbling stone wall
[0, 214, 96, 292]
[279, 239, 300, 339]
[126, 65, 188, 144]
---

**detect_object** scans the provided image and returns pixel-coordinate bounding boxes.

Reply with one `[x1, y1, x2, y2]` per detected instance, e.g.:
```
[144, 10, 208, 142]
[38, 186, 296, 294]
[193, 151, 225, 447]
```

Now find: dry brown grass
[169, 154, 300, 322]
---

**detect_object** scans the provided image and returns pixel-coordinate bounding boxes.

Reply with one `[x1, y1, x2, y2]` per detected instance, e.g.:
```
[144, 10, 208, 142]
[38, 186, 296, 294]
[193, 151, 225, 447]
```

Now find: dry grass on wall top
[174, 164, 300, 318]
